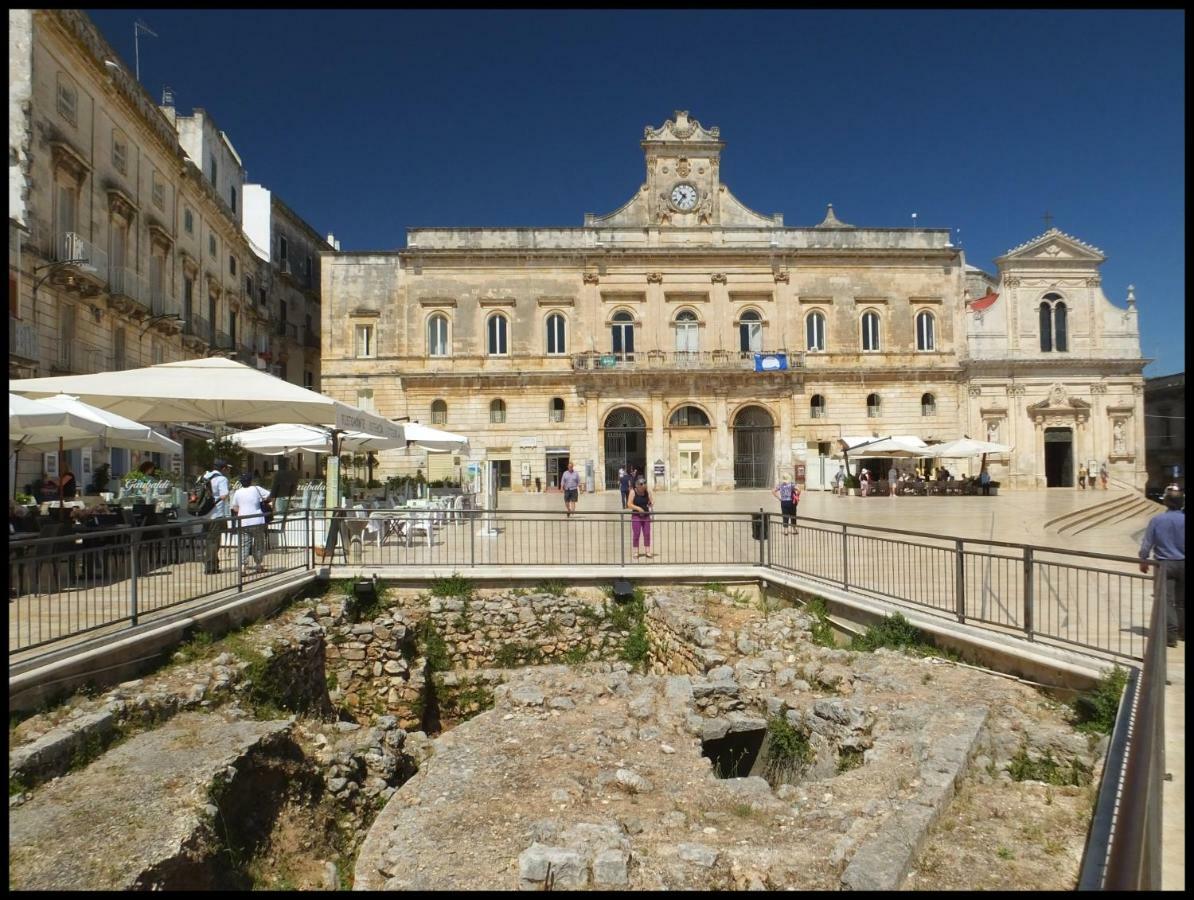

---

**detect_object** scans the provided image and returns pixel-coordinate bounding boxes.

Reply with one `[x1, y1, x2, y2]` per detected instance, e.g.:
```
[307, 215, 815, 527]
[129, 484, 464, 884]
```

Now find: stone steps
[9, 711, 297, 890]
[1044, 491, 1159, 536]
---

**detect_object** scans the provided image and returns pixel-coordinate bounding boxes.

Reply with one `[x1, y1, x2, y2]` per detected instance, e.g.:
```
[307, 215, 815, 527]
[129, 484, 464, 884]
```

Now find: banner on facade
[753, 353, 788, 372]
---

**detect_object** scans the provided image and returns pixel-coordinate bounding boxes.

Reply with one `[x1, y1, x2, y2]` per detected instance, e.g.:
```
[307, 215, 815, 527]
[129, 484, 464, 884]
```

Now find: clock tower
[642, 110, 724, 225]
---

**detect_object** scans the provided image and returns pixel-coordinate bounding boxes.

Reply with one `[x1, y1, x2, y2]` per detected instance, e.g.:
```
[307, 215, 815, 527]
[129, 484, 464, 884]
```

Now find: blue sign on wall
[753, 353, 788, 372]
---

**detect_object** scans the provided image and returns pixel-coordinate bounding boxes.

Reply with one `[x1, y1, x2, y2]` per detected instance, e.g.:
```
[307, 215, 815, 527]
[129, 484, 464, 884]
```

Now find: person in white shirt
[231, 471, 271, 574]
[204, 460, 233, 574]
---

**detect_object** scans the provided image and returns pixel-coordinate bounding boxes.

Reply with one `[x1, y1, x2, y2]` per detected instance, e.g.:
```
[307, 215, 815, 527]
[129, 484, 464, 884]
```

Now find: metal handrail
[1078, 563, 1167, 889]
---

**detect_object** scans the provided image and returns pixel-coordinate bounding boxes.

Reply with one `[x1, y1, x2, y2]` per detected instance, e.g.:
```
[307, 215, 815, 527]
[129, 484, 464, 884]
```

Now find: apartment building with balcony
[321, 111, 1146, 492]
[1143, 372, 1184, 493]
[7, 9, 278, 486]
[243, 185, 328, 391]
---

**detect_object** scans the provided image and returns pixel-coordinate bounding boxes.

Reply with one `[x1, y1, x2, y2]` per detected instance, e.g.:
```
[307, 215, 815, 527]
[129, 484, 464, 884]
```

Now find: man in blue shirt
[1139, 486, 1185, 647]
[204, 460, 233, 574]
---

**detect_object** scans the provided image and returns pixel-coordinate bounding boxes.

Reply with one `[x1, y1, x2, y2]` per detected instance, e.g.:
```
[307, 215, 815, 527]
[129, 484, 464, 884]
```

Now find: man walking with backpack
[204, 460, 232, 574]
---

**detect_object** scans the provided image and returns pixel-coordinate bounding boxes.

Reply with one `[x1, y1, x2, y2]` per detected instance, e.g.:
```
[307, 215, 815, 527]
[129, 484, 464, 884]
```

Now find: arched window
[739, 310, 763, 353]
[866, 393, 881, 418]
[486, 313, 509, 356]
[810, 394, 826, 419]
[549, 397, 565, 423]
[545, 313, 566, 355]
[430, 399, 447, 424]
[861, 311, 880, 352]
[921, 392, 936, 416]
[1039, 293, 1069, 353]
[915, 311, 935, 351]
[668, 405, 710, 427]
[675, 309, 699, 355]
[489, 399, 506, 423]
[806, 311, 826, 352]
[611, 310, 635, 358]
[427, 314, 449, 357]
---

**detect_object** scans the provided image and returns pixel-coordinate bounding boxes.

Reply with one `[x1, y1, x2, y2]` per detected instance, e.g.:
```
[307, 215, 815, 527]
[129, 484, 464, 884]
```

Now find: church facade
[320, 111, 1147, 492]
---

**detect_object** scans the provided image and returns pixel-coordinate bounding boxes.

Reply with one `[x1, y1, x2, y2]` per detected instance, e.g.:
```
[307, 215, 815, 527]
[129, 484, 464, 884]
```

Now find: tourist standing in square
[773, 474, 800, 535]
[231, 471, 271, 575]
[205, 460, 232, 574]
[618, 465, 631, 508]
[628, 476, 653, 559]
[1077, 464, 1087, 489]
[1099, 462, 1109, 490]
[560, 461, 581, 517]
[1139, 486, 1185, 646]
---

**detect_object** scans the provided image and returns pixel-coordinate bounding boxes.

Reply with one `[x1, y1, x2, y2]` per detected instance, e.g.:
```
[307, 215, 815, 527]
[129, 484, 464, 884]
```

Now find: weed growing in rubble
[704, 582, 727, 594]
[996, 847, 1014, 861]
[430, 573, 475, 600]
[416, 620, 451, 673]
[763, 715, 813, 785]
[1069, 665, 1128, 735]
[494, 642, 542, 668]
[836, 747, 865, 774]
[537, 579, 568, 597]
[1006, 745, 1092, 787]
[173, 629, 216, 664]
[803, 597, 839, 648]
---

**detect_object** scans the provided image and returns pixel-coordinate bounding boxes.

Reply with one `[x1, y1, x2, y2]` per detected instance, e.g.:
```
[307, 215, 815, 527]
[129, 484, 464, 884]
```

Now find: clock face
[670, 182, 698, 211]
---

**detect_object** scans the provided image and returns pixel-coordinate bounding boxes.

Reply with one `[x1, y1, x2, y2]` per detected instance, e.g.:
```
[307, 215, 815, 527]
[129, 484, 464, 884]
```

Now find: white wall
[242, 183, 271, 262]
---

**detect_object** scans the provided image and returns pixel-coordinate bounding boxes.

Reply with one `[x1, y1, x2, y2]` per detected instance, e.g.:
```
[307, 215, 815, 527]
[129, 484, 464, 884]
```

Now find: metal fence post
[1023, 546, 1034, 641]
[236, 518, 244, 593]
[620, 511, 626, 567]
[469, 507, 475, 568]
[129, 528, 140, 626]
[841, 523, 849, 591]
[954, 538, 966, 622]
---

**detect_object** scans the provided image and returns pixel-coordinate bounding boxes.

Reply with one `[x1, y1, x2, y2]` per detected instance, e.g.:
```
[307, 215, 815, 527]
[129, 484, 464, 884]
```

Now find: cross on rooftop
[1043, 211, 1054, 229]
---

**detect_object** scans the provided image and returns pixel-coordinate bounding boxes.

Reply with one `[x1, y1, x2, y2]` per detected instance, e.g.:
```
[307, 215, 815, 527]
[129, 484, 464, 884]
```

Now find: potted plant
[845, 474, 861, 496]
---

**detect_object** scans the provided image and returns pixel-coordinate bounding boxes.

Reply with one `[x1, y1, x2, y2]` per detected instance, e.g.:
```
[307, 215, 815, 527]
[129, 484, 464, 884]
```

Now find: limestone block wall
[644, 593, 726, 676]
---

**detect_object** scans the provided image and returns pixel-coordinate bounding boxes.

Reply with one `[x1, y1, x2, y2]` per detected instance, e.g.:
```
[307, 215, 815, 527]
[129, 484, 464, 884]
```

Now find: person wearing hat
[1139, 485, 1185, 646]
[204, 460, 233, 574]
[772, 473, 800, 535]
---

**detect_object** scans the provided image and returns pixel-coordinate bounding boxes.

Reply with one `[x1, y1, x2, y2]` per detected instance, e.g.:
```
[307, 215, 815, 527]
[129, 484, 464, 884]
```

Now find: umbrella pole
[58, 436, 65, 509]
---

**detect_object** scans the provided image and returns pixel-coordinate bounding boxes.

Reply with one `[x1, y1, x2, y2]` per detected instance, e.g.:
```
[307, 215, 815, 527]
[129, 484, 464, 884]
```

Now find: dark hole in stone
[701, 728, 767, 779]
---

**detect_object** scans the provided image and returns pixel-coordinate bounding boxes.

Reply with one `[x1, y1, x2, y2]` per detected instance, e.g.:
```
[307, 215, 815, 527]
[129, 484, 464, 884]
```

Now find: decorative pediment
[147, 221, 174, 250]
[50, 140, 90, 185]
[998, 228, 1105, 264]
[1026, 383, 1092, 415]
[106, 186, 139, 221]
[643, 110, 722, 145]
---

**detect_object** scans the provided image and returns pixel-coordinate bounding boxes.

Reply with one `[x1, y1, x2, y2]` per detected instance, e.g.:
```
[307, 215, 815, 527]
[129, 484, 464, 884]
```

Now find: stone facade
[7, 9, 329, 491]
[1143, 371, 1184, 492]
[321, 110, 1147, 492]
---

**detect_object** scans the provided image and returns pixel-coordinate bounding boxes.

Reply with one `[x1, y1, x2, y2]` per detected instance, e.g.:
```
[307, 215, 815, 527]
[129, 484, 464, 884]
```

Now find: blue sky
[86, 9, 1185, 377]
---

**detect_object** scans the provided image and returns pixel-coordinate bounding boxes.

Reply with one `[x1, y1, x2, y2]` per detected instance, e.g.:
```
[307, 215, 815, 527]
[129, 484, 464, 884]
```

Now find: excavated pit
[9, 580, 1106, 891]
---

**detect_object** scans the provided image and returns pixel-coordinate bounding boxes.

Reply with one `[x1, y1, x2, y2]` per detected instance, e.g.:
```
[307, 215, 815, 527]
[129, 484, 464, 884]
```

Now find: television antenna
[134, 19, 158, 83]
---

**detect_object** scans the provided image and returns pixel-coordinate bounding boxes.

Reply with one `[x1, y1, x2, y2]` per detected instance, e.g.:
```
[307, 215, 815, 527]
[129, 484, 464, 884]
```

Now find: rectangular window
[355, 323, 374, 358]
[152, 175, 165, 211]
[259, 287, 267, 306]
[58, 304, 75, 368]
[245, 275, 253, 298]
[356, 388, 375, 413]
[210, 156, 217, 185]
[112, 131, 128, 174]
[152, 341, 164, 365]
[114, 327, 127, 370]
[279, 235, 288, 262]
[229, 186, 237, 213]
[209, 234, 217, 257]
[57, 75, 77, 125]
[304, 370, 314, 390]
[229, 255, 237, 276]
[184, 208, 194, 234]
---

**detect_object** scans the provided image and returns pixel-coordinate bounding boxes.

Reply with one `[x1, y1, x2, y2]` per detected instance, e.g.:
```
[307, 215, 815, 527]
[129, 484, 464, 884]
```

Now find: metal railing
[53, 231, 108, 272]
[183, 315, 212, 342]
[9, 512, 311, 655]
[1078, 563, 1168, 890]
[9, 509, 1154, 663]
[572, 349, 802, 372]
[108, 266, 151, 309]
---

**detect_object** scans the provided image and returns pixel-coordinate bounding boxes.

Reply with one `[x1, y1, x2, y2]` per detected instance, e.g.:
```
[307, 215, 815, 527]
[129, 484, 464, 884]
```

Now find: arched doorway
[604, 407, 646, 488]
[733, 405, 774, 488]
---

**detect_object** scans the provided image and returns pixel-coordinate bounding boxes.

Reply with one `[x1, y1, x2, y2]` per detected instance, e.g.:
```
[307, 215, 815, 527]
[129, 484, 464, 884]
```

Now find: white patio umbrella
[927, 438, 1013, 458]
[9, 393, 180, 506]
[10, 358, 402, 509]
[403, 422, 469, 452]
[226, 423, 409, 455]
[9, 393, 108, 452]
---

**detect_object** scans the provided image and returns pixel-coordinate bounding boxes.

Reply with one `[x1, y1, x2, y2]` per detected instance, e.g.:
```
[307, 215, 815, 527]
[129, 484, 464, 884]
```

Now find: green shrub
[850, 613, 924, 651]
[804, 597, 838, 648]
[562, 644, 592, 665]
[836, 747, 865, 773]
[417, 620, 451, 673]
[620, 622, 650, 670]
[494, 642, 541, 668]
[431, 573, 474, 600]
[537, 579, 567, 597]
[763, 715, 813, 785]
[704, 582, 727, 594]
[1070, 666, 1129, 735]
[1007, 745, 1092, 786]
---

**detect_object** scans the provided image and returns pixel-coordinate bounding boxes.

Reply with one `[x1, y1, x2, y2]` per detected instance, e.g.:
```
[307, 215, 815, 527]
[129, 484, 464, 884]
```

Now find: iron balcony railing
[183, 315, 212, 343]
[150, 285, 176, 318]
[108, 266, 151, 310]
[572, 349, 801, 372]
[53, 231, 108, 273]
[304, 328, 319, 349]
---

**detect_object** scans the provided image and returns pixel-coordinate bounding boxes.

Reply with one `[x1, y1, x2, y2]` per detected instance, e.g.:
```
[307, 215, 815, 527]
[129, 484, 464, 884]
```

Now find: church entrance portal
[733, 405, 775, 488]
[603, 407, 646, 489]
[1044, 427, 1074, 487]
